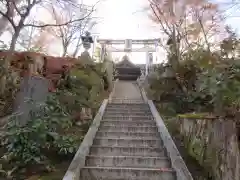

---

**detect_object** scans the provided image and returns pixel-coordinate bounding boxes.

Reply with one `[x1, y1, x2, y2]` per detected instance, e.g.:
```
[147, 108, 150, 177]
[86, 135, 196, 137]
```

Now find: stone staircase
[63, 80, 193, 180]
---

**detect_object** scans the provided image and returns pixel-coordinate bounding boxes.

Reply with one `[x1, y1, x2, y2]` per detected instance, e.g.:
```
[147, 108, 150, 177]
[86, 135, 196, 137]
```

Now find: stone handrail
[148, 100, 193, 180]
[136, 82, 193, 180]
[108, 78, 118, 103]
[62, 99, 108, 180]
[136, 79, 148, 103]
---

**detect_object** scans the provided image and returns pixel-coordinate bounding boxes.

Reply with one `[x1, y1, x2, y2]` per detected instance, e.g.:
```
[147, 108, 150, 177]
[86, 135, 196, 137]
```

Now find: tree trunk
[0, 0, 33, 95]
[0, 28, 21, 95]
[9, 30, 20, 51]
[62, 47, 67, 57]
[198, 19, 211, 53]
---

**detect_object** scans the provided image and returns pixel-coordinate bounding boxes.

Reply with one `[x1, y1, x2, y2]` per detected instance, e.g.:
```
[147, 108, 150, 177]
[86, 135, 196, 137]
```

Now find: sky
[0, 0, 239, 64]
[87, 0, 240, 64]
[86, 0, 163, 64]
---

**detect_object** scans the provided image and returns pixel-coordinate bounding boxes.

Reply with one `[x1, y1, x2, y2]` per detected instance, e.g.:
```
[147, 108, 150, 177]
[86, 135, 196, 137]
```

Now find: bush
[148, 45, 240, 118]
[0, 94, 82, 178]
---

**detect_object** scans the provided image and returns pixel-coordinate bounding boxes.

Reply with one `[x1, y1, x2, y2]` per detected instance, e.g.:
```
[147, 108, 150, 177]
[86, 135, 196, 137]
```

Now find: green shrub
[0, 94, 81, 176]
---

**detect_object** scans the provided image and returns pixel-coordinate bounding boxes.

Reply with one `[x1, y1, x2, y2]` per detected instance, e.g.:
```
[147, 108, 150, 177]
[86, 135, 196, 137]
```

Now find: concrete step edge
[94, 137, 160, 141]
[101, 120, 154, 122]
[104, 112, 152, 114]
[97, 131, 157, 135]
[99, 125, 157, 128]
[101, 121, 155, 124]
[86, 155, 169, 160]
[91, 145, 164, 150]
[82, 166, 174, 172]
[103, 115, 153, 117]
[97, 130, 158, 133]
[107, 104, 148, 106]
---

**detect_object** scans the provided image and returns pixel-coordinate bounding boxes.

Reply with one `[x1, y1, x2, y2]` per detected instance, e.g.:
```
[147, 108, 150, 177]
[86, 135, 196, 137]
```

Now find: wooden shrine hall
[115, 55, 141, 81]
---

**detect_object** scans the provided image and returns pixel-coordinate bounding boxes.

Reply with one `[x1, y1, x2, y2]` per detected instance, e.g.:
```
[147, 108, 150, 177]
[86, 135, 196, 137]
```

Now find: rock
[80, 107, 92, 120]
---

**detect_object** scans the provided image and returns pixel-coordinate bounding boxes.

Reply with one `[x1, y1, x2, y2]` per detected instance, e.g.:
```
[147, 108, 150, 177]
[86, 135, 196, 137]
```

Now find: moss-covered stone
[187, 137, 205, 164]
[178, 113, 212, 119]
[178, 116, 240, 180]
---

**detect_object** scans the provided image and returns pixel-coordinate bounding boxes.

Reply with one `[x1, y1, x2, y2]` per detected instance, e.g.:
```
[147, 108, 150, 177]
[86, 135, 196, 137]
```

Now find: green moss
[178, 113, 211, 119]
[188, 137, 205, 165]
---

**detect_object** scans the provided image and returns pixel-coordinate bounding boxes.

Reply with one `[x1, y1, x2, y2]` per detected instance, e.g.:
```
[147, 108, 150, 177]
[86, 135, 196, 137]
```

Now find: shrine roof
[116, 55, 136, 68]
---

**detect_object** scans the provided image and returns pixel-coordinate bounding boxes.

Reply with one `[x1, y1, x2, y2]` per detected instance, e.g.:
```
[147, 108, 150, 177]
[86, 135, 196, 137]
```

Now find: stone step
[80, 167, 176, 180]
[102, 115, 154, 120]
[89, 146, 166, 156]
[93, 137, 162, 147]
[85, 155, 171, 168]
[96, 131, 159, 139]
[110, 97, 142, 100]
[99, 125, 158, 133]
[110, 100, 144, 104]
[100, 120, 156, 126]
[107, 103, 149, 108]
[112, 97, 139, 100]
[104, 112, 152, 116]
[105, 108, 150, 112]
[106, 107, 150, 112]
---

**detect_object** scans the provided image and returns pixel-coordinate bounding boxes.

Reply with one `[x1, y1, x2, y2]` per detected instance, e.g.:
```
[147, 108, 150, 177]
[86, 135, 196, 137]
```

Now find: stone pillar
[145, 51, 149, 76]
[91, 35, 96, 58]
[100, 44, 106, 62]
[148, 52, 153, 73]
[124, 39, 132, 52]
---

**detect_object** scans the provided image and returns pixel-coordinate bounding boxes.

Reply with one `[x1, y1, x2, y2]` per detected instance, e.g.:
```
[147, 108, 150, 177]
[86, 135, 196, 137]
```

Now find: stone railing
[136, 79, 148, 103]
[177, 115, 240, 180]
[62, 99, 108, 180]
[148, 101, 193, 180]
[138, 84, 193, 180]
[108, 78, 118, 103]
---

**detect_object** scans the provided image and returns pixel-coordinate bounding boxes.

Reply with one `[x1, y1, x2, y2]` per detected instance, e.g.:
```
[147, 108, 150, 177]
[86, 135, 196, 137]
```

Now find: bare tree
[0, 0, 95, 51]
[0, 0, 21, 36]
[50, 3, 97, 57]
[17, 24, 55, 52]
[148, 0, 223, 65]
[0, 0, 97, 94]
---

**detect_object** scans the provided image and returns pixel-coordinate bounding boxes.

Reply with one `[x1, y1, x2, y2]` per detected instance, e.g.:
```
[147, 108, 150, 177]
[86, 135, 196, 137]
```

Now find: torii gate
[96, 38, 160, 76]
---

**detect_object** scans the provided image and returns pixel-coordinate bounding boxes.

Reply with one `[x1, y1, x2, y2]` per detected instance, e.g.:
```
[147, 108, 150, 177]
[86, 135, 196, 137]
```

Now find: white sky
[88, 0, 240, 64]
[1, 0, 239, 64]
[88, 0, 163, 64]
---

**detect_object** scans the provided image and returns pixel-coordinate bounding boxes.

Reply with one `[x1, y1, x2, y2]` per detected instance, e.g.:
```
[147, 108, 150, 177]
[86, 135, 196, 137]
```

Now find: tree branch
[11, 0, 23, 16]
[0, 2, 16, 29]
[23, 10, 93, 28]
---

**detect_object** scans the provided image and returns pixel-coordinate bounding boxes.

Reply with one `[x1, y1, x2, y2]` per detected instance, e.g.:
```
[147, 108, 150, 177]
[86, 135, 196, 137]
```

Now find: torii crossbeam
[96, 38, 160, 75]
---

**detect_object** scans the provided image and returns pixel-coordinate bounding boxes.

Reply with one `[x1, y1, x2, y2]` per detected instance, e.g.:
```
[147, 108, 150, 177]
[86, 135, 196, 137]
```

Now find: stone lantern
[81, 31, 94, 52]
[79, 31, 95, 65]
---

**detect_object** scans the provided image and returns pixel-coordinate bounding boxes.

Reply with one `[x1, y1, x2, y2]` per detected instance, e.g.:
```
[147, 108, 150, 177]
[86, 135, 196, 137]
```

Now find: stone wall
[177, 116, 240, 180]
